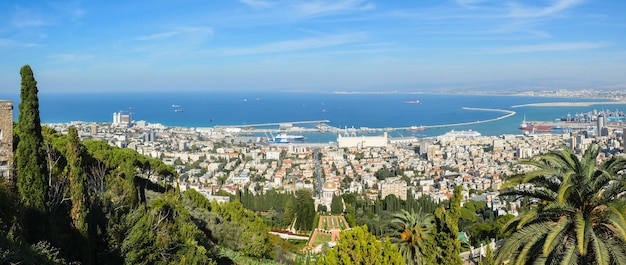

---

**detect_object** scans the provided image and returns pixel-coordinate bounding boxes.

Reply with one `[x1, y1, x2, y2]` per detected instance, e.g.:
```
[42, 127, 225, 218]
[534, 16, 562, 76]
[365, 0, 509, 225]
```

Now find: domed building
[316, 180, 340, 212]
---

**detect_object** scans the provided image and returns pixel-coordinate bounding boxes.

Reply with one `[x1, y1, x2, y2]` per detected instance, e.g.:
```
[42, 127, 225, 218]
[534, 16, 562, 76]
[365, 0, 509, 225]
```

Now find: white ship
[443, 129, 481, 138]
[274, 133, 305, 143]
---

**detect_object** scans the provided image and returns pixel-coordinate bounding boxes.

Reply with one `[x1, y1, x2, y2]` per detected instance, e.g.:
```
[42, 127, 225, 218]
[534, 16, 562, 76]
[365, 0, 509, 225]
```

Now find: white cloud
[508, 0, 585, 18]
[0, 39, 17, 47]
[487, 42, 607, 54]
[293, 0, 374, 16]
[136, 31, 182, 41]
[0, 38, 40, 48]
[11, 6, 50, 28]
[239, 0, 274, 8]
[48, 53, 94, 62]
[135, 27, 213, 41]
[216, 33, 366, 56]
[455, 0, 490, 8]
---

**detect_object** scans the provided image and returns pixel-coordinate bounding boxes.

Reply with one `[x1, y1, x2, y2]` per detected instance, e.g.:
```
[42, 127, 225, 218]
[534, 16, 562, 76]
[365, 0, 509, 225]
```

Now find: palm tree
[495, 144, 626, 265]
[390, 209, 434, 265]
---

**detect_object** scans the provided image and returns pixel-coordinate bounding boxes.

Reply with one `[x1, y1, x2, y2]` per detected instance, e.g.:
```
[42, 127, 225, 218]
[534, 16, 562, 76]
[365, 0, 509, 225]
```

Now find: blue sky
[0, 0, 625, 93]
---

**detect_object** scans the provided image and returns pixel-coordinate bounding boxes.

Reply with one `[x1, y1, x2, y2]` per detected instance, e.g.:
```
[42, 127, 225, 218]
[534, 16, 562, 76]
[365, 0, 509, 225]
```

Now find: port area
[519, 121, 595, 131]
[213, 107, 516, 135]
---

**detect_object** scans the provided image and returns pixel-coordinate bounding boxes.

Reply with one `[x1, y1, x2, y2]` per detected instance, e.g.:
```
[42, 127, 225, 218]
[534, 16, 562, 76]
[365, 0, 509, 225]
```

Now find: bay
[1, 91, 623, 141]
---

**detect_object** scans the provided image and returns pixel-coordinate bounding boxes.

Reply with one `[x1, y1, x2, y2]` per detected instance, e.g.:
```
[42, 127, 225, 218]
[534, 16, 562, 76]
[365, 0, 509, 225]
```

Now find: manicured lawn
[313, 232, 332, 246]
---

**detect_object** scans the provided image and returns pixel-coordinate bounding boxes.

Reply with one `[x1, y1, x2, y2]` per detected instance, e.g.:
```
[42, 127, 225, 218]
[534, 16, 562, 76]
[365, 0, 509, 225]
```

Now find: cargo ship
[519, 119, 552, 131]
[404, 100, 420, 104]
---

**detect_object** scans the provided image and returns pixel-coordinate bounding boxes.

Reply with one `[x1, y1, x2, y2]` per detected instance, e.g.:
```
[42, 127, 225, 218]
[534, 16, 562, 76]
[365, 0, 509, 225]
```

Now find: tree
[431, 185, 463, 265]
[122, 193, 214, 265]
[318, 225, 405, 265]
[390, 209, 434, 265]
[67, 126, 89, 236]
[295, 189, 315, 231]
[15, 65, 49, 213]
[282, 199, 295, 227]
[479, 244, 495, 265]
[496, 144, 626, 265]
[330, 193, 343, 214]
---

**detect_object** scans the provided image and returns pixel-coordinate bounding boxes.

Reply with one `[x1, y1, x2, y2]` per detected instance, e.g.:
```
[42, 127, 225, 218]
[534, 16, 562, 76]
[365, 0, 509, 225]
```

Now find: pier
[214, 108, 516, 134]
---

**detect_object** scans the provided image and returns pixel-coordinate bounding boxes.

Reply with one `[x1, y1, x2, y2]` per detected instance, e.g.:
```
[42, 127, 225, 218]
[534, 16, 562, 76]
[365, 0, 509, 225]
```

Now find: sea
[1, 91, 623, 143]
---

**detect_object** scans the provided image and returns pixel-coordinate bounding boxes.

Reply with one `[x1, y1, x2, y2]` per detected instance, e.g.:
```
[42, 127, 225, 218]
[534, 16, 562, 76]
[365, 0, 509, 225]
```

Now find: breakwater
[215, 107, 517, 134]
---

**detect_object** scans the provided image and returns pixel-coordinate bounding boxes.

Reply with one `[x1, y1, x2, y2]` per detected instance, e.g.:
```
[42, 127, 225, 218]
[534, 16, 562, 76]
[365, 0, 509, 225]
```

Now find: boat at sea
[404, 100, 420, 104]
[274, 133, 305, 143]
[172, 104, 181, 108]
[174, 109, 184, 112]
[519, 118, 551, 131]
[442, 130, 481, 138]
[405, 125, 426, 131]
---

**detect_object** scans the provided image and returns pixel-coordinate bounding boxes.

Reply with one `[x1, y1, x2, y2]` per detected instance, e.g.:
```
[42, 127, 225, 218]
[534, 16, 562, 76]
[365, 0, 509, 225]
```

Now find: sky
[0, 0, 625, 93]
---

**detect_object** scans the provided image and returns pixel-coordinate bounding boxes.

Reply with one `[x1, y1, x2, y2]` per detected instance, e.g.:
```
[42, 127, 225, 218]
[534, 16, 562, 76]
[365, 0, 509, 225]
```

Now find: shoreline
[512, 101, 626, 108]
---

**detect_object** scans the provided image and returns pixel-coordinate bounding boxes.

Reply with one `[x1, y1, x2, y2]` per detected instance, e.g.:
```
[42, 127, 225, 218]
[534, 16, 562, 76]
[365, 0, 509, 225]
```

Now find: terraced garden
[305, 215, 352, 253]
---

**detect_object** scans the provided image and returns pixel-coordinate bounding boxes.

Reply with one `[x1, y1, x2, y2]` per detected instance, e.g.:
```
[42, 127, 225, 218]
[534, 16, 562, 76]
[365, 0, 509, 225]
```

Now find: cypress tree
[67, 126, 89, 236]
[330, 193, 343, 214]
[430, 185, 463, 265]
[295, 189, 315, 231]
[16, 65, 49, 213]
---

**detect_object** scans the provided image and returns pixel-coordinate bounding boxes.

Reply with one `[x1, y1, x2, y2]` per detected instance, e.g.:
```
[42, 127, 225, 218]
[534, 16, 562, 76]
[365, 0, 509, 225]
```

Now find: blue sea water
[1, 91, 623, 141]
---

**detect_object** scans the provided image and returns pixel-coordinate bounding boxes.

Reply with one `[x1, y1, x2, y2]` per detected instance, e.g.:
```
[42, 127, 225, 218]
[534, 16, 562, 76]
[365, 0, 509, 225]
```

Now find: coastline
[512, 101, 626, 108]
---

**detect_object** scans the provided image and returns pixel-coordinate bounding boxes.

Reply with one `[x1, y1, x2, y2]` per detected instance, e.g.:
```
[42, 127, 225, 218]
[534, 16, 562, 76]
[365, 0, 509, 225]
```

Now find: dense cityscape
[2, 85, 622, 264]
[2, 0, 626, 264]
[4, 66, 626, 265]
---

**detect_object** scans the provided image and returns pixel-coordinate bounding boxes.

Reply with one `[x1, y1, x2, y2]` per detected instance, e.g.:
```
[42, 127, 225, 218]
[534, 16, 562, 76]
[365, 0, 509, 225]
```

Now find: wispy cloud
[487, 42, 607, 54]
[48, 53, 94, 62]
[46, 1, 85, 23]
[239, 0, 274, 8]
[135, 27, 213, 41]
[216, 33, 366, 56]
[136, 31, 182, 41]
[456, 0, 490, 9]
[292, 0, 374, 16]
[508, 0, 585, 18]
[0, 38, 40, 48]
[11, 5, 50, 28]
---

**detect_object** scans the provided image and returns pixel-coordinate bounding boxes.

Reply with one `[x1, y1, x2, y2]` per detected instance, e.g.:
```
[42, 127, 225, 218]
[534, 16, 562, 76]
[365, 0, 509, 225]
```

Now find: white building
[337, 132, 388, 148]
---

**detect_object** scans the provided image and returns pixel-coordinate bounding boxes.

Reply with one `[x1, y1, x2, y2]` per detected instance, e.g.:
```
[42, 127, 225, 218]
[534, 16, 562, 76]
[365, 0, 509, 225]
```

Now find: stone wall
[0, 100, 13, 180]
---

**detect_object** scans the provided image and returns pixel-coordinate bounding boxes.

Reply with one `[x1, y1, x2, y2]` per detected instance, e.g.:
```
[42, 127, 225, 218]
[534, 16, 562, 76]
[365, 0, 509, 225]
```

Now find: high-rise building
[597, 114, 605, 136]
[113, 112, 120, 124]
[113, 112, 132, 127]
[0, 101, 13, 180]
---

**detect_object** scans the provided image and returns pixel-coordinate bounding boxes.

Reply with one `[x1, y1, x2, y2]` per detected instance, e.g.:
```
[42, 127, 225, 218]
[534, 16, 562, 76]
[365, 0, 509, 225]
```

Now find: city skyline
[1, 0, 625, 93]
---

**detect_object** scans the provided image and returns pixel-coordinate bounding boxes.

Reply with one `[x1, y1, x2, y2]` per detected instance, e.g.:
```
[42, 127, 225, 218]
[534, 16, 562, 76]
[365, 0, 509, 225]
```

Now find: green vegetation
[1, 65, 285, 264]
[294, 189, 316, 231]
[15, 65, 49, 240]
[431, 185, 463, 265]
[496, 144, 626, 264]
[390, 209, 434, 265]
[67, 126, 89, 238]
[7, 65, 626, 264]
[330, 193, 343, 214]
[312, 233, 332, 247]
[317, 225, 405, 265]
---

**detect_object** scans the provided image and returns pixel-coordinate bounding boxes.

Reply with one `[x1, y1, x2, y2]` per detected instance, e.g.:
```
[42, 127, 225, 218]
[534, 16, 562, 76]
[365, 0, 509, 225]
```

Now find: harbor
[212, 107, 516, 140]
[211, 106, 626, 143]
